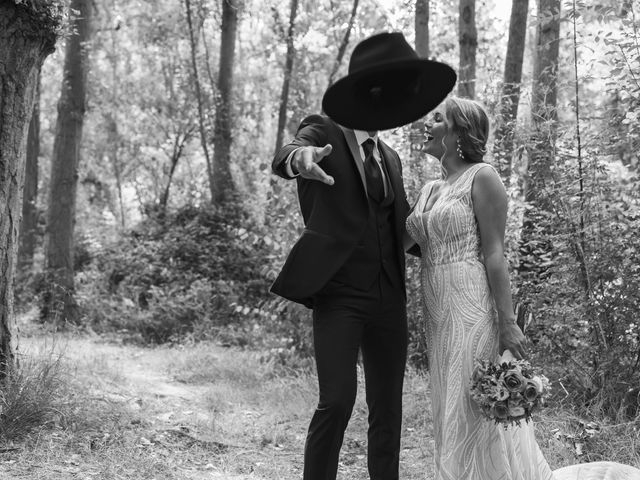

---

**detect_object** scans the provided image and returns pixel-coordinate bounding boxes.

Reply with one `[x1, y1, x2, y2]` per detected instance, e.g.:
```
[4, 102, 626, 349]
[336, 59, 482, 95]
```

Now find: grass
[0, 344, 66, 442]
[536, 406, 640, 467]
[0, 329, 638, 479]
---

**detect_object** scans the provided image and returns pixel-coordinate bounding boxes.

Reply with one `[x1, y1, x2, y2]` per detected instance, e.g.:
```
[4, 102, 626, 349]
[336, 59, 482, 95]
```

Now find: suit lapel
[339, 125, 368, 196]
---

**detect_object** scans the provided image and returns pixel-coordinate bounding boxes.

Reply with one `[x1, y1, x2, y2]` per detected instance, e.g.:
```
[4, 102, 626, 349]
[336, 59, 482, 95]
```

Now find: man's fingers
[312, 144, 333, 162]
[296, 149, 334, 185]
[308, 163, 334, 185]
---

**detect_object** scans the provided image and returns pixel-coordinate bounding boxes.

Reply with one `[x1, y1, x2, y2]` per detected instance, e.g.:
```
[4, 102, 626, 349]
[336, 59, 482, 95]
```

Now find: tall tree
[326, 0, 359, 89]
[458, 0, 477, 98]
[212, 0, 239, 205]
[525, 0, 561, 210]
[42, 0, 91, 324]
[105, 5, 126, 230]
[0, 1, 60, 378]
[411, 0, 430, 168]
[185, 0, 215, 202]
[415, 0, 429, 59]
[18, 76, 41, 270]
[518, 0, 561, 282]
[493, 0, 529, 184]
[274, 0, 299, 156]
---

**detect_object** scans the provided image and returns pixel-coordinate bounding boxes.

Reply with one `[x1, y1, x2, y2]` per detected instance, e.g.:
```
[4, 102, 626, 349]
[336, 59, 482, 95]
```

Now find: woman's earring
[456, 138, 465, 160]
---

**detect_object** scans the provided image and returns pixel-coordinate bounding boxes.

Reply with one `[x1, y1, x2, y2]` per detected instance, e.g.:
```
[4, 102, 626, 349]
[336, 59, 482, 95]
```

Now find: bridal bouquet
[470, 350, 550, 427]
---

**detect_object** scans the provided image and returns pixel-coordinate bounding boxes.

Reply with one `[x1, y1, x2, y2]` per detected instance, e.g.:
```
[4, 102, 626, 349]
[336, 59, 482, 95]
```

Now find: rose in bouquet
[470, 350, 550, 427]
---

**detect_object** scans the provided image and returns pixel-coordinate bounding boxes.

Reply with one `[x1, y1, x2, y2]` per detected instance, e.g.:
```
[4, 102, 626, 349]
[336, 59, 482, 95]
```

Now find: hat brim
[322, 59, 457, 131]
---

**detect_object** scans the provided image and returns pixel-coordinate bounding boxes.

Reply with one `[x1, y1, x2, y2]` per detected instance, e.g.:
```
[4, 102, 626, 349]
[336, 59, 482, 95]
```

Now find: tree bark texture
[493, 0, 529, 184]
[19, 75, 41, 270]
[0, 1, 58, 377]
[415, 0, 429, 58]
[274, 0, 299, 156]
[43, 0, 91, 324]
[212, 0, 239, 205]
[458, 0, 477, 99]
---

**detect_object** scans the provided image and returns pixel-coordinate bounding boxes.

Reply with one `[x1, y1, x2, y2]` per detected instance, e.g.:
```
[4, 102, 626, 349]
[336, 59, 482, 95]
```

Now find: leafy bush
[77, 197, 317, 365]
[518, 142, 640, 416]
[79, 201, 276, 344]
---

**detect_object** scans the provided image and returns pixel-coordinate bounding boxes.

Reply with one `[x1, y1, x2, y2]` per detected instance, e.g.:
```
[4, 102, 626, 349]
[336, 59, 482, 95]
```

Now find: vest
[330, 166, 403, 292]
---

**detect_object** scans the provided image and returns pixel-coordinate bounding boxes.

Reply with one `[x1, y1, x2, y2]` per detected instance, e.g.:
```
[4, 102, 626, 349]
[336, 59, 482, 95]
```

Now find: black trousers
[303, 272, 408, 480]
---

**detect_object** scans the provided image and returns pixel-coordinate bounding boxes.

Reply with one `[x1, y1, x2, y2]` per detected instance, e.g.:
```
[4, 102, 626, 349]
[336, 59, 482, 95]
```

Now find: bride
[405, 96, 640, 480]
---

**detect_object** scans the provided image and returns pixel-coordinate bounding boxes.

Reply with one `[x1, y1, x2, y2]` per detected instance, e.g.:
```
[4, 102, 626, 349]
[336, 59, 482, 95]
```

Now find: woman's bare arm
[472, 166, 527, 359]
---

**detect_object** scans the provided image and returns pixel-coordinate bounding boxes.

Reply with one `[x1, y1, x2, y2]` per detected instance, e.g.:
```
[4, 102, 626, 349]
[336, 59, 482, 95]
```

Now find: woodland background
[0, 0, 639, 472]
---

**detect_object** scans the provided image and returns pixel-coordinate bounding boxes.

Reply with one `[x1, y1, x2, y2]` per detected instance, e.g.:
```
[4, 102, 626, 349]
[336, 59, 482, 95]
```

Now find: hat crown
[349, 32, 419, 75]
[322, 31, 457, 130]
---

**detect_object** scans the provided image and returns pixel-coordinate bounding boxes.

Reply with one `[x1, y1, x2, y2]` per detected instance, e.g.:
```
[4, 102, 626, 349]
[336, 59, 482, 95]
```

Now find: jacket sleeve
[271, 115, 329, 179]
[398, 154, 422, 258]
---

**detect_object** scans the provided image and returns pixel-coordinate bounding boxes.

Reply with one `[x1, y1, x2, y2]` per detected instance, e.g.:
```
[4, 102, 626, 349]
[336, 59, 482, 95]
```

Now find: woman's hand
[499, 320, 527, 359]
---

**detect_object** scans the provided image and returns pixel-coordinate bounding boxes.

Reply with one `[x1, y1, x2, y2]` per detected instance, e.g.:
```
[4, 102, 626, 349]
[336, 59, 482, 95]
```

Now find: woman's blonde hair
[444, 97, 489, 163]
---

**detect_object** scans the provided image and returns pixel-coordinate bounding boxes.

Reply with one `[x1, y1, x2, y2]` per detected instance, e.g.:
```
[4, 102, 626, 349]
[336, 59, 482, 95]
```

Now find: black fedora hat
[322, 32, 456, 131]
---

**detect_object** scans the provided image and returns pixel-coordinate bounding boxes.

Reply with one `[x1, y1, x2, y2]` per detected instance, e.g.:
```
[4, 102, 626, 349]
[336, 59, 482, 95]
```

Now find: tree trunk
[274, 0, 299, 156]
[410, 0, 430, 167]
[104, 8, 126, 231]
[518, 0, 560, 282]
[458, 0, 477, 98]
[212, 0, 239, 205]
[106, 113, 126, 229]
[0, 2, 59, 378]
[159, 155, 179, 212]
[185, 0, 215, 202]
[19, 75, 41, 270]
[415, 0, 429, 58]
[525, 0, 560, 211]
[326, 0, 359, 89]
[42, 0, 91, 325]
[159, 129, 192, 213]
[493, 0, 529, 184]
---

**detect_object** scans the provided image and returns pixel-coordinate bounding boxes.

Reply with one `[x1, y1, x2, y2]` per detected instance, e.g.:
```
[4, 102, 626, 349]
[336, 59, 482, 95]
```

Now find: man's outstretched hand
[291, 145, 334, 185]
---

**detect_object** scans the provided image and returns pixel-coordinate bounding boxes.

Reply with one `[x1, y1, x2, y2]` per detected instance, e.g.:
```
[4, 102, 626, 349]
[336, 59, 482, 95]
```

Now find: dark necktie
[362, 138, 385, 203]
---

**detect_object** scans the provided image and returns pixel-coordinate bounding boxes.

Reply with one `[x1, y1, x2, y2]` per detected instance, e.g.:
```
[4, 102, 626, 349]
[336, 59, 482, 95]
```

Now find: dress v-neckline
[420, 164, 482, 215]
[421, 182, 439, 215]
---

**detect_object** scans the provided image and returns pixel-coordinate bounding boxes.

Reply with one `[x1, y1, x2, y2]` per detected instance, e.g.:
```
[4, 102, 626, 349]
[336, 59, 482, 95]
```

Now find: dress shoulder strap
[456, 162, 494, 193]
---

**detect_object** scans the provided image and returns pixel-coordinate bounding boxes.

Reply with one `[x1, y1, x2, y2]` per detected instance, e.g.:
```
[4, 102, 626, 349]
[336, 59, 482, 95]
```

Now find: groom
[270, 32, 455, 480]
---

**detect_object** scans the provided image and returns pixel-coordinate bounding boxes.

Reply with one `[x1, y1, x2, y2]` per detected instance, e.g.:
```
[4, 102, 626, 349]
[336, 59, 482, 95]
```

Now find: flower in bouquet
[469, 353, 550, 428]
[503, 369, 527, 393]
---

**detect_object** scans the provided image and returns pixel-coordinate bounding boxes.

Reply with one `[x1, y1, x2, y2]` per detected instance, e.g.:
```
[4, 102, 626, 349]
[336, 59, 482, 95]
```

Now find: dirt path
[0, 325, 433, 479]
[3, 317, 637, 478]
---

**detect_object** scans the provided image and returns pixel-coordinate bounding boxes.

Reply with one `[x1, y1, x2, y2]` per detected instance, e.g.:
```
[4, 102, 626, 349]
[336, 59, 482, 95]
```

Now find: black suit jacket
[271, 115, 416, 307]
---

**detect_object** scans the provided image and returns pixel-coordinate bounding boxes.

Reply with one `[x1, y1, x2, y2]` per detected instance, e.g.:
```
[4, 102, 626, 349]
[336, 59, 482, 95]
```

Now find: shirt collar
[353, 129, 379, 146]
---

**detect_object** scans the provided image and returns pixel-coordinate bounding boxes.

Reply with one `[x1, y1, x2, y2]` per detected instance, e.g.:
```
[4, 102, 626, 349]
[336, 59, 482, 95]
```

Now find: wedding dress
[406, 163, 640, 480]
